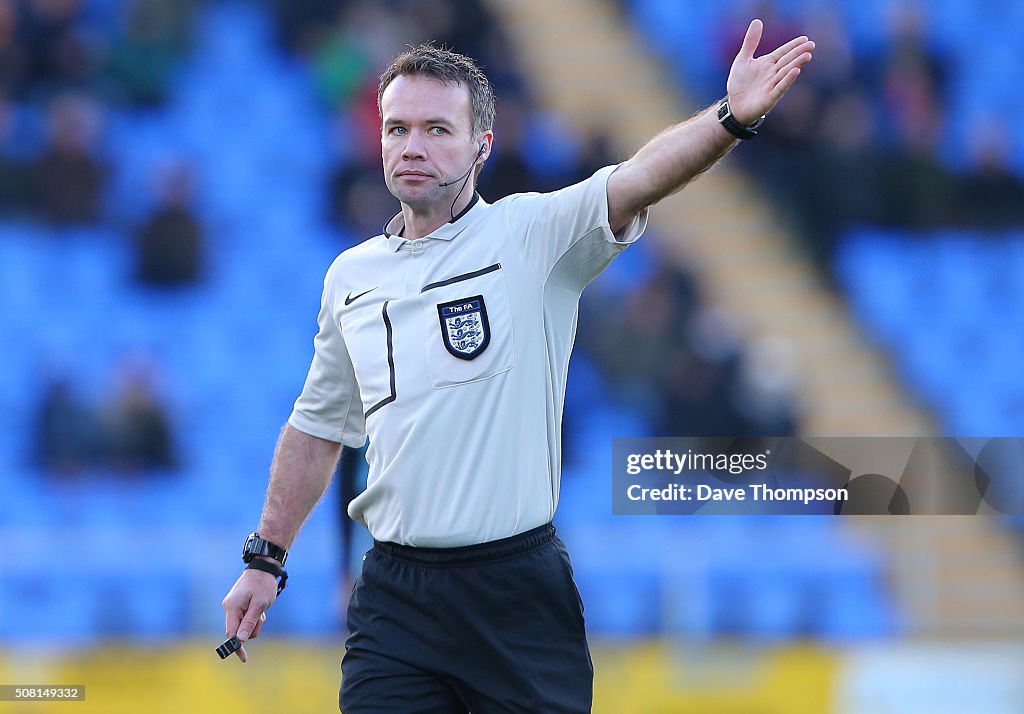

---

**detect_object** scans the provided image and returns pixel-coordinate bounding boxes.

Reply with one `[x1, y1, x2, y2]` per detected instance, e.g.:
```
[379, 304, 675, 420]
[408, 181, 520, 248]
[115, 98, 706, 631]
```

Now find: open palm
[726, 19, 815, 125]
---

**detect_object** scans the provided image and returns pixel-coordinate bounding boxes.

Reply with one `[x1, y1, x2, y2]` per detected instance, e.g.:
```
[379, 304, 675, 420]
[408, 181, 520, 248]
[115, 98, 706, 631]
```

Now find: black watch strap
[717, 97, 765, 140]
[242, 531, 288, 565]
[246, 558, 289, 596]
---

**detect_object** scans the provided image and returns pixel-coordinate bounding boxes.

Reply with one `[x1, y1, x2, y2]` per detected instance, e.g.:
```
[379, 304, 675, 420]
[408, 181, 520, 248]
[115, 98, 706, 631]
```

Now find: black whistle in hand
[216, 635, 243, 659]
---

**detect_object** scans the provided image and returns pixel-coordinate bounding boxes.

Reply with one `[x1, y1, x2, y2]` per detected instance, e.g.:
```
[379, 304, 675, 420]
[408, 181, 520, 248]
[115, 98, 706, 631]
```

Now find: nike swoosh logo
[345, 287, 377, 305]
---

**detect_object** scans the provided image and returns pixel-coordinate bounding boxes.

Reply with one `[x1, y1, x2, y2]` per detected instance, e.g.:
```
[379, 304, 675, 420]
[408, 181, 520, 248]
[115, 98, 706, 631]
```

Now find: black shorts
[340, 523, 593, 713]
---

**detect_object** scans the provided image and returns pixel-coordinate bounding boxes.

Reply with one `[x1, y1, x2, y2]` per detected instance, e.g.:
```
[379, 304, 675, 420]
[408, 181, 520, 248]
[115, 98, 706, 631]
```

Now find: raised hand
[726, 19, 814, 125]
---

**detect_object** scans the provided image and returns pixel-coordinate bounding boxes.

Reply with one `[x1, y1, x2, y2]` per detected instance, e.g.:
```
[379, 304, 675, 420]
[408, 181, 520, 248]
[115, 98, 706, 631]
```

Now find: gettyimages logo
[612, 437, 1024, 516]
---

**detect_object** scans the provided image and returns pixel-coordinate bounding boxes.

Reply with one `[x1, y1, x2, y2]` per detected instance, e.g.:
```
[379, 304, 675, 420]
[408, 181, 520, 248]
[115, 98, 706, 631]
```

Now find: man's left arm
[608, 19, 814, 232]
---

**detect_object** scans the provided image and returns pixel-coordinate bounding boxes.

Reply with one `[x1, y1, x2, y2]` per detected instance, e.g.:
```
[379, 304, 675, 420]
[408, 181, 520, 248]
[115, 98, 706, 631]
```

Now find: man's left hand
[726, 19, 814, 125]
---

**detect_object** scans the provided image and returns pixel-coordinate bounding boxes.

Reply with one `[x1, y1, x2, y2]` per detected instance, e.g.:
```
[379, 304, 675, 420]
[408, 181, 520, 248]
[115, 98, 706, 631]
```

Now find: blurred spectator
[476, 91, 534, 199]
[954, 124, 1024, 229]
[400, 0, 496, 74]
[102, 362, 177, 473]
[801, 4, 857, 97]
[573, 129, 621, 183]
[581, 264, 701, 420]
[33, 376, 102, 475]
[30, 91, 106, 225]
[327, 151, 396, 238]
[733, 335, 800, 437]
[880, 4, 948, 119]
[309, 25, 369, 109]
[0, 0, 28, 95]
[0, 92, 30, 214]
[267, 0, 345, 55]
[17, 0, 98, 99]
[308, 1, 395, 109]
[878, 118, 956, 229]
[134, 162, 204, 287]
[658, 305, 749, 437]
[798, 90, 885, 268]
[104, 0, 193, 107]
[876, 5, 954, 229]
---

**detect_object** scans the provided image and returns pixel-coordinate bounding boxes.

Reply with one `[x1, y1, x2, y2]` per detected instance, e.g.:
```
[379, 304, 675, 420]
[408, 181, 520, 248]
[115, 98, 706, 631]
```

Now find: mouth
[396, 171, 433, 179]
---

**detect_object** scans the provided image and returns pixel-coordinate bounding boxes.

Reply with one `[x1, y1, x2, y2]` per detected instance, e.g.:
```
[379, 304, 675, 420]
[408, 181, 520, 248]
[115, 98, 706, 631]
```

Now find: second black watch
[717, 97, 765, 140]
[242, 531, 288, 565]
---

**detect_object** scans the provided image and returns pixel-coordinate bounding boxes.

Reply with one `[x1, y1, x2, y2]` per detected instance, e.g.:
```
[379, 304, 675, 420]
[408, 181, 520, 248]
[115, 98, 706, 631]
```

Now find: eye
[389, 126, 407, 135]
[429, 126, 447, 135]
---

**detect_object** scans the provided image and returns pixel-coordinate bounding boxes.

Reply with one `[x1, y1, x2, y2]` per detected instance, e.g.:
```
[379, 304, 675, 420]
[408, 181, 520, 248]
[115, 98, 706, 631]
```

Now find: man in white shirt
[223, 21, 813, 713]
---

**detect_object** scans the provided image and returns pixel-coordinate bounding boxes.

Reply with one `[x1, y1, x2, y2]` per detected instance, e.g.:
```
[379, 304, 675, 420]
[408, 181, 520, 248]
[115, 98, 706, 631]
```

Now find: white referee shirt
[289, 165, 648, 546]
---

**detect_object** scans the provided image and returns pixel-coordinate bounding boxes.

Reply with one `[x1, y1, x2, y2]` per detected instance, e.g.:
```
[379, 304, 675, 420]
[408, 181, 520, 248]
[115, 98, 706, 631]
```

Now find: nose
[401, 131, 426, 161]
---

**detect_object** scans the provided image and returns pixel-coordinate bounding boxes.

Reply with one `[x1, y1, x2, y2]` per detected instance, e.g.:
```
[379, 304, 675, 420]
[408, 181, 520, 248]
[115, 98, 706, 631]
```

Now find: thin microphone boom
[438, 163, 477, 187]
[439, 144, 486, 187]
[440, 144, 486, 221]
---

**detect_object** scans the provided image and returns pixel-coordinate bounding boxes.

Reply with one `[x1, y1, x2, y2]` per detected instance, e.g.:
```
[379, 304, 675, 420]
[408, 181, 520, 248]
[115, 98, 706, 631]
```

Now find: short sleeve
[503, 164, 648, 285]
[288, 267, 366, 447]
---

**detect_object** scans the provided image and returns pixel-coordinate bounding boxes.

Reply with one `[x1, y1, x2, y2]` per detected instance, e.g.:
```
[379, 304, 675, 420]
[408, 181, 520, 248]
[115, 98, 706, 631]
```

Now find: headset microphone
[440, 143, 487, 222]
[438, 143, 486, 187]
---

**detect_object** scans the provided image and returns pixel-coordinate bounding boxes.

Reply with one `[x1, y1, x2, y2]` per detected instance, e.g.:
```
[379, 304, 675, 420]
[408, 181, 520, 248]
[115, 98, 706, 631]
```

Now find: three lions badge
[437, 295, 490, 360]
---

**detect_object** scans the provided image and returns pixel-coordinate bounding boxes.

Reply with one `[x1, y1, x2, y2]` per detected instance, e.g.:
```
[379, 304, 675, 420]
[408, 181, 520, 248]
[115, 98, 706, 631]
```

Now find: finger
[767, 35, 810, 63]
[773, 52, 813, 87]
[235, 644, 249, 663]
[771, 67, 803, 102]
[738, 19, 763, 61]
[774, 40, 815, 70]
[237, 603, 267, 641]
[224, 602, 243, 638]
[249, 612, 268, 640]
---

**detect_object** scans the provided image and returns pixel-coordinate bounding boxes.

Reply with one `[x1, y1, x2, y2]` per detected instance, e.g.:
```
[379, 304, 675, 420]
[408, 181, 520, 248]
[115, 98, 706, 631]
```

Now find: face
[380, 74, 490, 210]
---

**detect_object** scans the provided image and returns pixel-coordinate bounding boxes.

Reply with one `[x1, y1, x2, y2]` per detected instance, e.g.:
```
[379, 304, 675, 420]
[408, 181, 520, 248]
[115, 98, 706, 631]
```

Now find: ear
[477, 131, 494, 164]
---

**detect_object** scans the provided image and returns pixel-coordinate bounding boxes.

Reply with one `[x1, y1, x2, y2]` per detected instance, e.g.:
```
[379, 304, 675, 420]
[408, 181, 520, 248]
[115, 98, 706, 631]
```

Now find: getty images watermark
[612, 437, 1024, 515]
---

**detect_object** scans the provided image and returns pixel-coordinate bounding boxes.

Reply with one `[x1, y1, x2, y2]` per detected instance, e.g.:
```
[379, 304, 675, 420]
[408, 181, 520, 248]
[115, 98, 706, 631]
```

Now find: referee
[223, 21, 813, 713]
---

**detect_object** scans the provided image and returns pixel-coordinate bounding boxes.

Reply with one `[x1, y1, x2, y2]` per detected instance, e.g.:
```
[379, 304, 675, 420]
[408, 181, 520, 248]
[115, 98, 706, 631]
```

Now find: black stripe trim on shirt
[382, 192, 480, 239]
[420, 263, 501, 293]
[364, 300, 396, 418]
[449, 192, 480, 224]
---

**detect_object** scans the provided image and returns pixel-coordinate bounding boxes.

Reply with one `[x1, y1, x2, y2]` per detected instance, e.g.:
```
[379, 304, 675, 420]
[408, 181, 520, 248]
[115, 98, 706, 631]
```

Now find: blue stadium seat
[840, 230, 1024, 436]
[0, 575, 98, 644]
[267, 573, 344, 637]
[576, 570, 661, 638]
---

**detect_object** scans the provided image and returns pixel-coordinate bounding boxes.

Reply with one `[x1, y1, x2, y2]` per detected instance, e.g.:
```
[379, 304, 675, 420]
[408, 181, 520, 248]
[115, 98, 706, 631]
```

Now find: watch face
[243, 532, 259, 561]
[241, 532, 287, 564]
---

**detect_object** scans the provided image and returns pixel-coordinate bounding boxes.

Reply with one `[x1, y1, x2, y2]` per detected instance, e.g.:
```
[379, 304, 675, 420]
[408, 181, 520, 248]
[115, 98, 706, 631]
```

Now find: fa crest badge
[437, 295, 490, 360]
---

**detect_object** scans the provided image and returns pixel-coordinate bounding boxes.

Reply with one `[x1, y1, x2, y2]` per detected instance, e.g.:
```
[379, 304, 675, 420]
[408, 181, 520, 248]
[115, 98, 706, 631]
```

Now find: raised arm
[607, 19, 814, 232]
[221, 424, 341, 661]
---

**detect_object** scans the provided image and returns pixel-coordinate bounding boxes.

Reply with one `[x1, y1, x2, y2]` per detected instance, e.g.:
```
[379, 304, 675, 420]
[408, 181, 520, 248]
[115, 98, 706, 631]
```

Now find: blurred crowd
[10, 0, 801, 479]
[284, 0, 801, 440]
[0, 0, 203, 278]
[580, 265, 799, 439]
[1, 0, 203, 476]
[35, 362, 177, 476]
[707, 3, 1024, 268]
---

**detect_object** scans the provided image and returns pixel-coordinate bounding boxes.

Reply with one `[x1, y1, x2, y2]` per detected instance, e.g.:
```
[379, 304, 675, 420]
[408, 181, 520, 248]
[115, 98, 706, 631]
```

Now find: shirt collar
[384, 193, 483, 252]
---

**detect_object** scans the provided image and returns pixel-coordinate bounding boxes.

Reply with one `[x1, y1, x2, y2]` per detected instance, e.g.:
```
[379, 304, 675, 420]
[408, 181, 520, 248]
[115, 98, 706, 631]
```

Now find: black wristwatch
[717, 97, 765, 140]
[242, 531, 289, 565]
